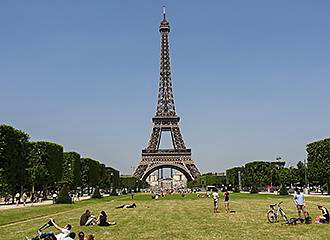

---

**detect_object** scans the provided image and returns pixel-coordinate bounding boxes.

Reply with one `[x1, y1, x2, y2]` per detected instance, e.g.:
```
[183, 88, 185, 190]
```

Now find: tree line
[225, 138, 330, 194]
[0, 124, 120, 202]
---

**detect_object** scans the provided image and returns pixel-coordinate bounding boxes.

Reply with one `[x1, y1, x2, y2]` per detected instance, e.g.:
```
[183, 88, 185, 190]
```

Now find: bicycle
[267, 201, 289, 223]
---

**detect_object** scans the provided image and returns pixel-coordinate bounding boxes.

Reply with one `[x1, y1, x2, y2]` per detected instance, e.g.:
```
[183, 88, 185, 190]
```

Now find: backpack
[305, 216, 312, 224]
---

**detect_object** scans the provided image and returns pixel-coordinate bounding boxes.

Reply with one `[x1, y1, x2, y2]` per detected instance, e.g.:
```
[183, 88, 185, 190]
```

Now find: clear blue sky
[1, 1, 330, 174]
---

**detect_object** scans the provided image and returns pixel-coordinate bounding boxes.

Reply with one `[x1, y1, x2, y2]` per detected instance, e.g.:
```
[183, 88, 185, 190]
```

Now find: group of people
[212, 189, 230, 213]
[80, 209, 116, 227]
[27, 219, 95, 240]
[26, 208, 117, 240]
[293, 189, 329, 224]
[13, 191, 44, 206]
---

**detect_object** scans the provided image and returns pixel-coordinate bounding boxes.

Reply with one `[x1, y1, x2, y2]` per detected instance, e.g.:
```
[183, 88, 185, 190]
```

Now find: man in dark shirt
[80, 210, 93, 226]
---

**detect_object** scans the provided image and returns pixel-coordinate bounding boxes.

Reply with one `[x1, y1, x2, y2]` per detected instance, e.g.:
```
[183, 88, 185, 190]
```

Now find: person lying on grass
[28, 219, 72, 240]
[27, 232, 56, 240]
[115, 203, 137, 209]
[51, 219, 73, 240]
[62, 232, 76, 240]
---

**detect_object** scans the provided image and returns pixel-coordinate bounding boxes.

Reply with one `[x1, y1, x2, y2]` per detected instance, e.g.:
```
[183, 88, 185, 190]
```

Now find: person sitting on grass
[78, 232, 84, 240]
[85, 235, 94, 240]
[316, 205, 329, 224]
[97, 210, 116, 226]
[116, 203, 137, 208]
[80, 210, 97, 226]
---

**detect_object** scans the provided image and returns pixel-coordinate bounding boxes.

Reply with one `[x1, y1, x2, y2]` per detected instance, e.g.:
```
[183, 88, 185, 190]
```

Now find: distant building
[146, 171, 187, 190]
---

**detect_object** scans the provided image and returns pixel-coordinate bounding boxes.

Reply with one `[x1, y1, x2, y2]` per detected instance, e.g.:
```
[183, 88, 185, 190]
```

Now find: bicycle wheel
[267, 210, 277, 223]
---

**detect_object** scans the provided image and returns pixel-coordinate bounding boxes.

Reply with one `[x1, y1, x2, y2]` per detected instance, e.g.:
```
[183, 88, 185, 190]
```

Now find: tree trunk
[327, 177, 330, 195]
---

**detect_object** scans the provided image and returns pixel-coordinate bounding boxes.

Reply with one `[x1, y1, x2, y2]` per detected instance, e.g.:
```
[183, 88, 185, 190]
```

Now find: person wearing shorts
[293, 189, 307, 218]
[223, 190, 230, 213]
[212, 189, 219, 213]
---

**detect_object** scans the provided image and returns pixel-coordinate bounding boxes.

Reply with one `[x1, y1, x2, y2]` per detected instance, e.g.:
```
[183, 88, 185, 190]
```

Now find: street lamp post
[110, 172, 114, 195]
[304, 159, 309, 194]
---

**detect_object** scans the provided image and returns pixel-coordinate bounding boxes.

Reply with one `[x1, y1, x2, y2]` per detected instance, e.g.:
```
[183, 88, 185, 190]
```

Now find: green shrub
[110, 188, 118, 196]
[233, 184, 240, 193]
[92, 187, 102, 199]
[250, 185, 258, 194]
[279, 186, 288, 195]
[56, 184, 72, 204]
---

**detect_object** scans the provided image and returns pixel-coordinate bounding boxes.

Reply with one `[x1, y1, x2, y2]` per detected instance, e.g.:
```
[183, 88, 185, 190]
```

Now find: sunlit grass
[0, 193, 329, 240]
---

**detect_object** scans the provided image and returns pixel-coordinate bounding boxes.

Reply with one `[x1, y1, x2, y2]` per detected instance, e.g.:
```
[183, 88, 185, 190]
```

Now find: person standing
[212, 189, 219, 213]
[223, 190, 230, 213]
[22, 192, 28, 206]
[30, 192, 35, 206]
[52, 192, 58, 204]
[293, 189, 307, 218]
[15, 192, 20, 206]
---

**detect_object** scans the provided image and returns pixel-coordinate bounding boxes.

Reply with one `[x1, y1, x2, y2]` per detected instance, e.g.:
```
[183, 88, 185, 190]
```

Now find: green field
[0, 193, 329, 240]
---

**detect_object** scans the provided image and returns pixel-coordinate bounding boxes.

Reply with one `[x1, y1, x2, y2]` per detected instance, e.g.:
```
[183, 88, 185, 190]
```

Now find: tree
[188, 173, 226, 189]
[0, 125, 29, 200]
[80, 158, 101, 195]
[120, 176, 142, 192]
[63, 152, 81, 188]
[27, 141, 63, 195]
[226, 167, 243, 191]
[307, 139, 330, 193]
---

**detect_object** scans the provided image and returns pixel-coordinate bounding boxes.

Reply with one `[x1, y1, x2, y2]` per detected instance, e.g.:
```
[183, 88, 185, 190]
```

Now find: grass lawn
[0, 193, 329, 240]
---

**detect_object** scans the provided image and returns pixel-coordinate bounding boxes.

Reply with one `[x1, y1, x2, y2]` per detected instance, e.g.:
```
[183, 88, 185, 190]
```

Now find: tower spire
[163, 6, 166, 20]
[157, 7, 175, 117]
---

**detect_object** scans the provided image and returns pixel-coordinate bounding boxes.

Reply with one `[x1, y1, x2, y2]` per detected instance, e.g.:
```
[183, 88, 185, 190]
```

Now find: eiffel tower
[133, 8, 201, 181]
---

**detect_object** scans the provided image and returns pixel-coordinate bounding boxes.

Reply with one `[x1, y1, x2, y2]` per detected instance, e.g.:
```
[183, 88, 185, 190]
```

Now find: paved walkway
[0, 196, 91, 211]
[242, 191, 330, 198]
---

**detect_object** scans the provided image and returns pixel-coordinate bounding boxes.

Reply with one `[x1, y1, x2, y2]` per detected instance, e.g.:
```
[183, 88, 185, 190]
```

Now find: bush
[110, 188, 118, 196]
[250, 185, 258, 194]
[56, 184, 72, 204]
[233, 184, 240, 193]
[92, 187, 102, 199]
[279, 186, 288, 195]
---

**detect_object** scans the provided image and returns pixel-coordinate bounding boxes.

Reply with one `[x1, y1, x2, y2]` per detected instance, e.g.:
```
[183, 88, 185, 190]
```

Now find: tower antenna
[163, 6, 166, 20]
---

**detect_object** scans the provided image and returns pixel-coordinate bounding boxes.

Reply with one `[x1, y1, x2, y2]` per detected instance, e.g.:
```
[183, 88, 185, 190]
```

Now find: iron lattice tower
[133, 8, 201, 181]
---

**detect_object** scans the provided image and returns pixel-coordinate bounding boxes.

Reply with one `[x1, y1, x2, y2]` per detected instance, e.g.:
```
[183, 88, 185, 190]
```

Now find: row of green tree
[225, 138, 330, 194]
[0, 124, 120, 200]
[187, 173, 226, 189]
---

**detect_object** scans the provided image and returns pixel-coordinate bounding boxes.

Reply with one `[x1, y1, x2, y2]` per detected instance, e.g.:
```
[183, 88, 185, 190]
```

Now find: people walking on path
[15, 192, 20, 206]
[52, 192, 58, 204]
[22, 192, 28, 206]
